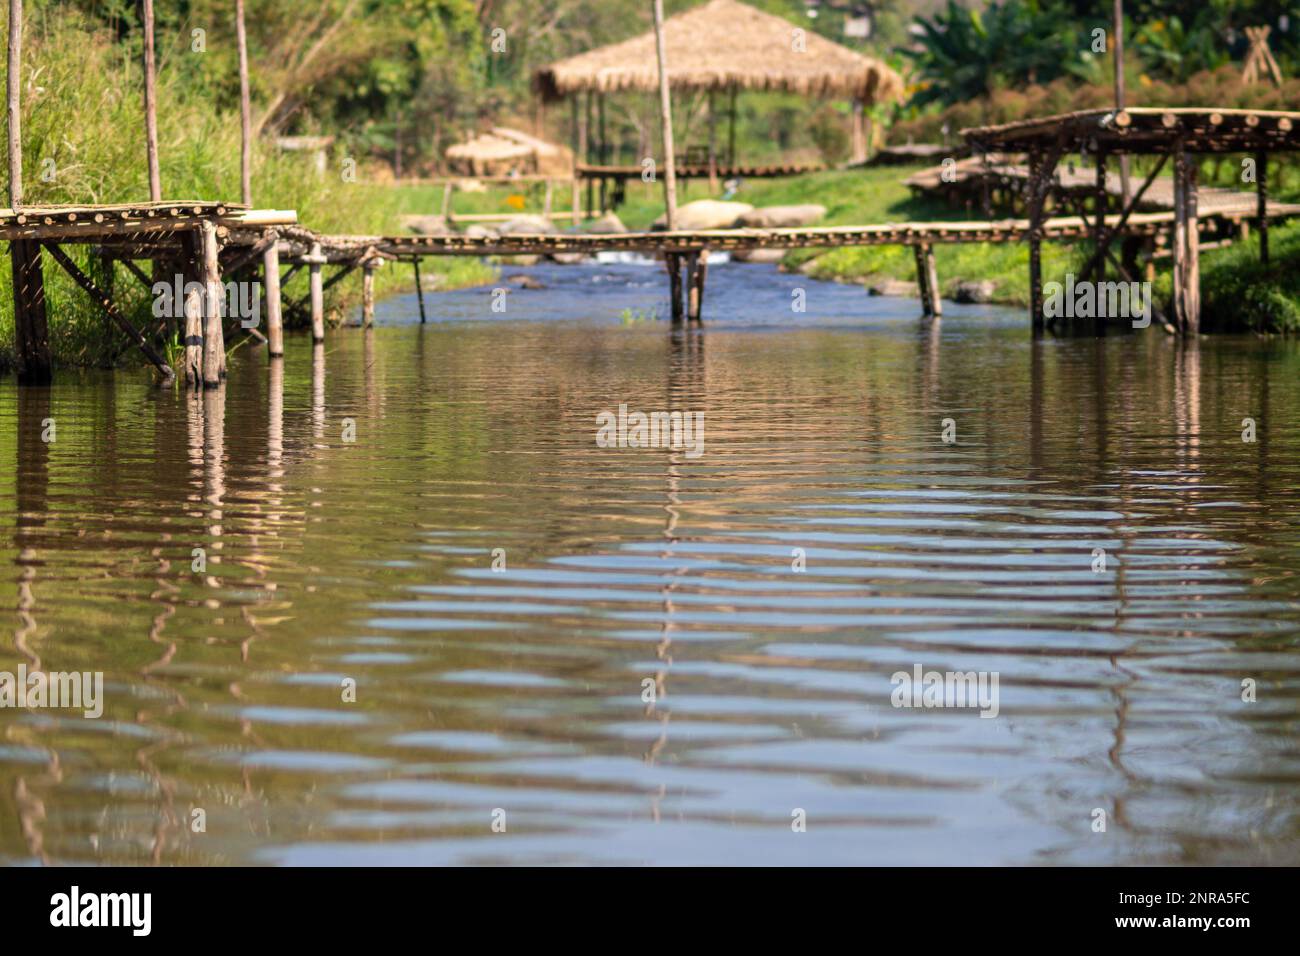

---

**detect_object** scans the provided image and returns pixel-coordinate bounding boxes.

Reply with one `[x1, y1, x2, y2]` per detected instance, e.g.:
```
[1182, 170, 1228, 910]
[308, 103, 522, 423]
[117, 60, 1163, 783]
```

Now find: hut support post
[707, 91, 718, 193]
[199, 220, 224, 387]
[413, 258, 427, 323]
[263, 241, 283, 357]
[728, 87, 737, 167]
[309, 242, 325, 342]
[1027, 151, 1044, 335]
[583, 92, 593, 220]
[1256, 149, 1269, 265]
[598, 93, 608, 214]
[570, 96, 581, 223]
[362, 258, 376, 328]
[666, 253, 684, 325]
[11, 240, 51, 384]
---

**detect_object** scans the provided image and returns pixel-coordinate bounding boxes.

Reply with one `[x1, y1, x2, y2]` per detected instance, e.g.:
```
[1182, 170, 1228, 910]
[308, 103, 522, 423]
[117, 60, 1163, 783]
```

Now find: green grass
[0, 6, 492, 374]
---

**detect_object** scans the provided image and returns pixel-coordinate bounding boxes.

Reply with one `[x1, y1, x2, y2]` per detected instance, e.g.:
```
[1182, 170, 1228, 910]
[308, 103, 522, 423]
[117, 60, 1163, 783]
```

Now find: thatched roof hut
[445, 127, 572, 177]
[534, 0, 902, 105]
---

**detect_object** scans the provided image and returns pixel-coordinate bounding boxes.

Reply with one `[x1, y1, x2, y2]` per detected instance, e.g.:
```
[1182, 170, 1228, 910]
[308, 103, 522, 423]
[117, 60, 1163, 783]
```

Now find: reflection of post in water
[15, 386, 50, 670]
[1029, 339, 1044, 474]
[13, 386, 60, 863]
[1173, 338, 1201, 473]
[646, 329, 707, 815]
[203, 385, 226, 590]
[312, 342, 326, 446]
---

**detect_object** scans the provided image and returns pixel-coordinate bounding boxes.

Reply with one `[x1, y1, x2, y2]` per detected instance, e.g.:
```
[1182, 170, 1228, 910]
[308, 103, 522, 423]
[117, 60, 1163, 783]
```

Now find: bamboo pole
[235, 0, 252, 206]
[361, 258, 376, 328]
[200, 221, 223, 386]
[707, 91, 718, 193]
[8, 0, 22, 208]
[1172, 141, 1187, 331]
[412, 258, 427, 323]
[1113, 0, 1131, 205]
[652, 0, 677, 230]
[184, 235, 203, 387]
[1256, 149, 1269, 265]
[1184, 156, 1200, 334]
[140, 0, 161, 201]
[309, 241, 325, 341]
[263, 241, 283, 357]
[43, 242, 171, 381]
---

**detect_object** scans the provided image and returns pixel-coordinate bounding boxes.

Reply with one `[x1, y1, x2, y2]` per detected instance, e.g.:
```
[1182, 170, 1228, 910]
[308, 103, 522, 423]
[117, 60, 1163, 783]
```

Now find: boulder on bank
[652, 200, 754, 231]
[953, 279, 997, 304]
[585, 212, 628, 234]
[737, 204, 828, 228]
[549, 252, 587, 265]
[400, 214, 450, 235]
[497, 215, 558, 235]
[869, 278, 919, 297]
[463, 224, 499, 239]
[733, 248, 788, 264]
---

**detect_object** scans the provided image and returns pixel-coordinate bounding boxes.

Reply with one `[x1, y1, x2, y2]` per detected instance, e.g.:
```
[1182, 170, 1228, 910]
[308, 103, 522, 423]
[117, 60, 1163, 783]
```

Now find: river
[1, 259, 1297, 865]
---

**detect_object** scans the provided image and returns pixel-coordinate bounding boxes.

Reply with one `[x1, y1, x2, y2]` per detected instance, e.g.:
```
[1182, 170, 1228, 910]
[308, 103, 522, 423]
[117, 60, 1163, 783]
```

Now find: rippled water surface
[2, 261, 1299, 865]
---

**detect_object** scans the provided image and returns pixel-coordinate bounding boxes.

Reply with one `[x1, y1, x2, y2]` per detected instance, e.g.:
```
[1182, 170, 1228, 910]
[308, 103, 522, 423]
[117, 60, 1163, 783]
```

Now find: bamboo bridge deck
[6, 190, 1300, 388]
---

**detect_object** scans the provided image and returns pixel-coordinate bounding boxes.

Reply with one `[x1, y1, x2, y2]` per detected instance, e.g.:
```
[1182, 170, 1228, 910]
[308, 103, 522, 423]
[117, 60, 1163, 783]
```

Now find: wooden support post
[570, 96, 581, 224]
[1094, 150, 1107, 333]
[309, 241, 325, 342]
[653, 0, 678, 231]
[263, 241, 283, 357]
[584, 92, 594, 218]
[687, 250, 708, 323]
[413, 258, 427, 323]
[11, 240, 51, 383]
[913, 243, 940, 318]
[235, 0, 252, 206]
[140, 0, 161, 201]
[728, 87, 737, 168]
[666, 253, 684, 325]
[1172, 141, 1187, 331]
[184, 234, 203, 387]
[707, 91, 718, 193]
[598, 93, 608, 213]
[1027, 152, 1044, 335]
[1184, 155, 1200, 334]
[543, 179, 553, 220]
[362, 258, 376, 328]
[42, 242, 172, 382]
[8, 0, 23, 208]
[1256, 149, 1269, 265]
[199, 220, 224, 386]
[441, 181, 453, 222]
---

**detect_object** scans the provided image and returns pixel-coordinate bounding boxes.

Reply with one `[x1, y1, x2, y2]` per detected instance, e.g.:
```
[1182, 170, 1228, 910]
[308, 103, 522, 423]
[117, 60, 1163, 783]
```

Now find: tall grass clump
[0, 5, 489, 373]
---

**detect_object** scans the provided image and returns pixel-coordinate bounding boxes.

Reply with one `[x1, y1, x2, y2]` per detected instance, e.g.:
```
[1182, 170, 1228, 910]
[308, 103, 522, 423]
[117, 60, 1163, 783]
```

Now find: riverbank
[0, 6, 494, 374]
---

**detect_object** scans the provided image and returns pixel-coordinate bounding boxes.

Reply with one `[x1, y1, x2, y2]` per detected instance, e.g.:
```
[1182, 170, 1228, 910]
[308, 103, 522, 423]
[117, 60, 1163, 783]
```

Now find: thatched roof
[534, 0, 903, 105]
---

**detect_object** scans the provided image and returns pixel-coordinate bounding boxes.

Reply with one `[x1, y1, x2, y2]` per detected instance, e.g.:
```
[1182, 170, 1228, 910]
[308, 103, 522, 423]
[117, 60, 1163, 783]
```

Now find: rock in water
[869, 279, 920, 297]
[509, 274, 545, 289]
[652, 200, 754, 231]
[732, 248, 788, 264]
[585, 212, 628, 234]
[737, 205, 828, 228]
[953, 280, 996, 304]
[497, 215, 558, 235]
[400, 214, 450, 236]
